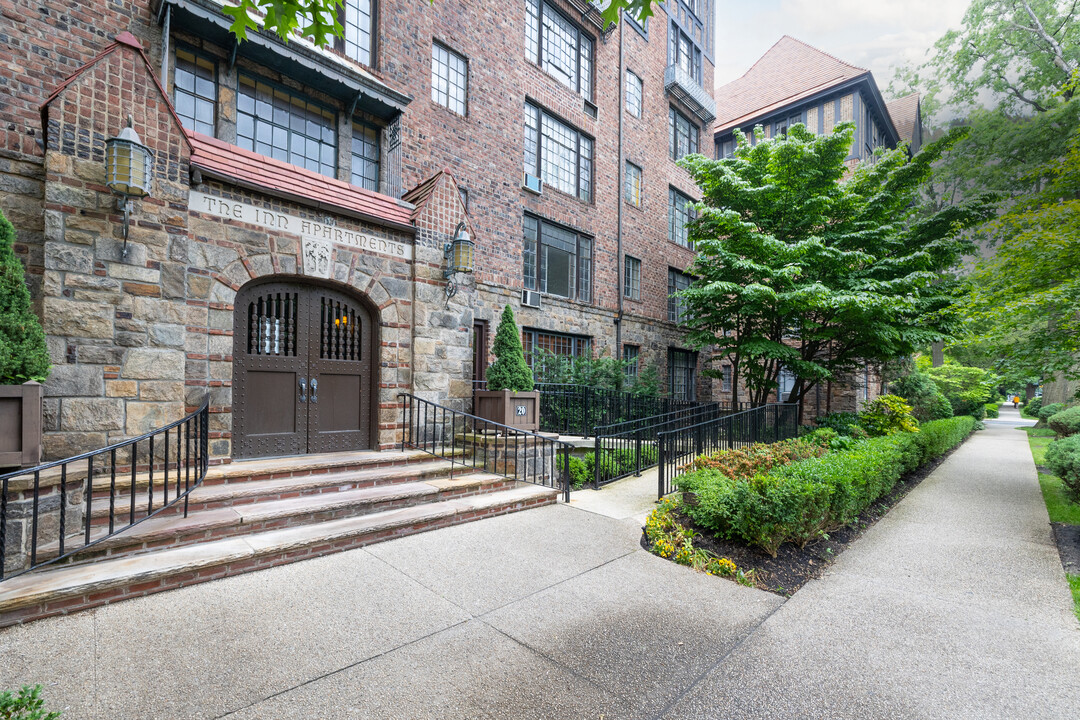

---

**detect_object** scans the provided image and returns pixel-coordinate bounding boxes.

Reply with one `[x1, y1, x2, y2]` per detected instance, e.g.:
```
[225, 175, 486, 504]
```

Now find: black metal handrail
[656, 403, 800, 499]
[535, 383, 726, 437]
[589, 402, 732, 488]
[0, 397, 210, 581]
[399, 393, 573, 502]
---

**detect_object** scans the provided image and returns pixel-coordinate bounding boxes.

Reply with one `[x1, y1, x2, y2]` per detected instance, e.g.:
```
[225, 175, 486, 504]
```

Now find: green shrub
[858, 394, 920, 436]
[568, 455, 589, 489]
[1038, 403, 1066, 422]
[984, 403, 999, 419]
[1048, 406, 1080, 437]
[676, 416, 976, 556]
[0, 209, 50, 385]
[1046, 435, 1080, 498]
[0, 684, 61, 720]
[486, 305, 533, 392]
[1023, 396, 1043, 418]
[925, 363, 998, 418]
[682, 434, 830, 480]
[814, 412, 861, 435]
[889, 371, 953, 421]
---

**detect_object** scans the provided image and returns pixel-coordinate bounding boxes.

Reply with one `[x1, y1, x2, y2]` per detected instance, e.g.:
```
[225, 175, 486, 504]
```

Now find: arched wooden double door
[232, 279, 377, 459]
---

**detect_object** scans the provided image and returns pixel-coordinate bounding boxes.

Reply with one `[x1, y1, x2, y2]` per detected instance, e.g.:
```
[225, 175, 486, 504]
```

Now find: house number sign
[189, 191, 413, 261]
[516, 405, 528, 416]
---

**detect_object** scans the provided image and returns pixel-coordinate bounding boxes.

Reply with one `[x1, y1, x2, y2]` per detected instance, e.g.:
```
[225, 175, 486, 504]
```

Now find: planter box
[0, 382, 42, 469]
[473, 389, 540, 432]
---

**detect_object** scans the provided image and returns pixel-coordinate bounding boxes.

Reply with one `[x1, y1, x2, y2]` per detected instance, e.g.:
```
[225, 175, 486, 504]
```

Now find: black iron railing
[399, 393, 573, 502]
[0, 398, 210, 581]
[656, 403, 800, 499]
[590, 402, 733, 488]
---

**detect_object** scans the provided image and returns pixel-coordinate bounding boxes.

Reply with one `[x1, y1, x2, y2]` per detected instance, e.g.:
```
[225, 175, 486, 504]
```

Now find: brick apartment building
[0, 0, 722, 461]
[711, 36, 925, 417]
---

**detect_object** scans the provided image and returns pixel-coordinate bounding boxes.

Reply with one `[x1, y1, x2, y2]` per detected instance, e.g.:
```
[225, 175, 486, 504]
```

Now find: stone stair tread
[0, 485, 557, 614]
[95, 459, 467, 518]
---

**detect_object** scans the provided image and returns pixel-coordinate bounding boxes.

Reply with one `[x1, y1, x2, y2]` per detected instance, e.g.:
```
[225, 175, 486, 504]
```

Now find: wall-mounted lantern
[105, 117, 154, 258]
[443, 221, 475, 299]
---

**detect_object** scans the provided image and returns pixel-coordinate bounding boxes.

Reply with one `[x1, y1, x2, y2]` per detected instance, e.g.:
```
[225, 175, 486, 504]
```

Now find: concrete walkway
[2, 407, 1079, 718]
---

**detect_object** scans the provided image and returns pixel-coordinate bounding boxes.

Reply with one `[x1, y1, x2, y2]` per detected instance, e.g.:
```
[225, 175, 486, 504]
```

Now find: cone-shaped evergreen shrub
[485, 305, 533, 392]
[0, 209, 49, 384]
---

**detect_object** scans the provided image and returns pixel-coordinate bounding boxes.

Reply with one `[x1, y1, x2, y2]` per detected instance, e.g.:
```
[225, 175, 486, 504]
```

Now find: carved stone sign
[189, 190, 413, 260]
[302, 238, 333, 279]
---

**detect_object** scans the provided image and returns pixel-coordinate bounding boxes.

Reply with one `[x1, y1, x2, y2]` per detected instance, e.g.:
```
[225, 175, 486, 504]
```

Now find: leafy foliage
[676, 123, 994, 409]
[985, 403, 1001, 419]
[485, 305, 533, 393]
[1046, 434, 1080, 498]
[1048, 406, 1080, 437]
[1024, 396, 1044, 418]
[681, 434, 832, 480]
[677, 417, 976, 555]
[0, 210, 49, 385]
[1038, 402, 1066, 421]
[924, 363, 999, 417]
[644, 497, 752, 583]
[889, 371, 954, 422]
[814, 412, 864, 437]
[858, 395, 920, 437]
[0, 684, 61, 720]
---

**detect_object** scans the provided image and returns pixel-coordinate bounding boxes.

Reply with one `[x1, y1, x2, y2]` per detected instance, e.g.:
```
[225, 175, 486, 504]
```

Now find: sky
[712, 0, 972, 93]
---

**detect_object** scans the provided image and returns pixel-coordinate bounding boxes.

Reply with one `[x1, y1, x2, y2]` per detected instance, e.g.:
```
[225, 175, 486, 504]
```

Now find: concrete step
[45, 471, 512, 564]
[0, 484, 558, 627]
[88, 459, 474, 524]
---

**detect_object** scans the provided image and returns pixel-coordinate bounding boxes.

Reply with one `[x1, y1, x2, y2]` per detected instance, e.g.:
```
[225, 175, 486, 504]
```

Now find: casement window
[669, 348, 696, 401]
[173, 48, 216, 137]
[624, 255, 641, 301]
[523, 328, 591, 367]
[342, 0, 374, 66]
[351, 121, 380, 191]
[668, 268, 692, 323]
[431, 42, 467, 115]
[669, 188, 696, 249]
[525, 0, 594, 102]
[721, 364, 732, 393]
[237, 74, 336, 177]
[524, 102, 593, 202]
[778, 367, 796, 398]
[669, 24, 702, 86]
[669, 107, 698, 161]
[523, 215, 593, 301]
[624, 161, 642, 207]
[718, 138, 734, 159]
[626, 70, 642, 118]
[623, 345, 640, 380]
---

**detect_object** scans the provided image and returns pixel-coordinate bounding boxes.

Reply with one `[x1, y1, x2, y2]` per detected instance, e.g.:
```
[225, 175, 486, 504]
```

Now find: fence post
[657, 432, 666, 500]
[634, 430, 642, 476]
[774, 404, 780, 443]
[593, 432, 601, 490]
[562, 446, 570, 502]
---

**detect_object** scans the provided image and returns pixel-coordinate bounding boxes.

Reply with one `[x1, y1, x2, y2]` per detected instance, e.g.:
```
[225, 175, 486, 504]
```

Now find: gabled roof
[40, 31, 193, 153]
[714, 35, 869, 134]
[402, 168, 474, 236]
[188, 132, 415, 232]
[885, 93, 921, 147]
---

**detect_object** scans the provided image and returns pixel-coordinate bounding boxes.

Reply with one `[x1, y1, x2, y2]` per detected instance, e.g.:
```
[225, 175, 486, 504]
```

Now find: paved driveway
[2, 407, 1079, 719]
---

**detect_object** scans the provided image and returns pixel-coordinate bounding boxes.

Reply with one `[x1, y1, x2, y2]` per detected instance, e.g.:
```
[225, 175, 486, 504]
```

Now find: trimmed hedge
[1046, 435, 1080, 498]
[984, 403, 999, 419]
[1048, 406, 1080, 437]
[676, 416, 977, 556]
[1023, 397, 1042, 419]
[1039, 403, 1066, 422]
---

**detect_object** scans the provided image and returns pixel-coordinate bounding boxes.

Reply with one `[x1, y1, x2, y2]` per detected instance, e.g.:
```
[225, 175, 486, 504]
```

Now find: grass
[1025, 429, 1080, 622]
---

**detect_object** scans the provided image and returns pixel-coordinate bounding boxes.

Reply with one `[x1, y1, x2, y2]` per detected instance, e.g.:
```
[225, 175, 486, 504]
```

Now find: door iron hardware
[299, 377, 307, 403]
[310, 378, 318, 404]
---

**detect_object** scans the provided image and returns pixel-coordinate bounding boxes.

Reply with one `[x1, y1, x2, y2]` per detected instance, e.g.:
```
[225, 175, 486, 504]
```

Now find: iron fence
[656, 403, 800, 499]
[0, 398, 210, 581]
[590, 402, 733, 488]
[399, 393, 573, 502]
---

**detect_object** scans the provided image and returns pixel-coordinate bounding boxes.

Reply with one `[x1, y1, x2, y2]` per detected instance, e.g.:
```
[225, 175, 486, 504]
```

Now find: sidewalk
[1, 407, 1078, 718]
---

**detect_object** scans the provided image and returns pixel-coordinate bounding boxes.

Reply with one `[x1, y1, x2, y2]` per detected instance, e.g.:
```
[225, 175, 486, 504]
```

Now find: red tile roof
[188, 132, 415, 231]
[885, 93, 921, 147]
[714, 36, 869, 134]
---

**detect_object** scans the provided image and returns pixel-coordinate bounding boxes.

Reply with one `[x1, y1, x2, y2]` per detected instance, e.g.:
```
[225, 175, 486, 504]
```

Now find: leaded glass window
[237, 74, 337, 177]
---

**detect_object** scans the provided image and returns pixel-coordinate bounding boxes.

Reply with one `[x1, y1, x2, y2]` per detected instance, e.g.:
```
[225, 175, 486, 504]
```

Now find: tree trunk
[931, 341, 944, 367]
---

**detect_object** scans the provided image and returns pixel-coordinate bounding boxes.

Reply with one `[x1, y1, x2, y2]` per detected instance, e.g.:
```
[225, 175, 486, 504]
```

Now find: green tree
[675, 124, 994, 411]
[485, 305, 533, 393]
[923, 362, 1000, 416]
[0, 209, 49, 385]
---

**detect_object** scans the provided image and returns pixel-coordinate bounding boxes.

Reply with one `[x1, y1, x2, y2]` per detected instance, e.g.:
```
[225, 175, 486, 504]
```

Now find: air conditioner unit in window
[523, 173, 543, 194]
[521, 289, 542, 308]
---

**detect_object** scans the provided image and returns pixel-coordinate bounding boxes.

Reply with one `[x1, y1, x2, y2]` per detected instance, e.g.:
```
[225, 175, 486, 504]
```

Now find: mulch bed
[647, 445, 964, 597]
[1051, 523, 1080, 576]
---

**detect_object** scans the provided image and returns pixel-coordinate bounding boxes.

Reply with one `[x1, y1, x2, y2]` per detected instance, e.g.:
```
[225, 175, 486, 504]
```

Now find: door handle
[310, 378, 318, 404]
[299, 377, 307, 403]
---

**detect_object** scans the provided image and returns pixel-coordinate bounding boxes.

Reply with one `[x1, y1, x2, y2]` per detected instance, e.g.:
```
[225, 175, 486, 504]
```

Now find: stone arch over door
[232, 276, 380, 459]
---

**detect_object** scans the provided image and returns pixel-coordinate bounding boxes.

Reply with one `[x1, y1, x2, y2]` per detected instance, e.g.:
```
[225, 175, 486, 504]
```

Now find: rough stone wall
[39, 42, 192, 460]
